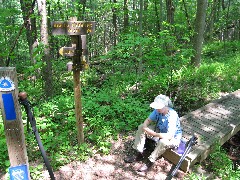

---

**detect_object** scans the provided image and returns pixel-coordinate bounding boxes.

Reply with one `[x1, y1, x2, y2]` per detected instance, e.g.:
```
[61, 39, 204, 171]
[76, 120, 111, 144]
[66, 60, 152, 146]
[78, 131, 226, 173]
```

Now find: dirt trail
[1, 132, 239, 180]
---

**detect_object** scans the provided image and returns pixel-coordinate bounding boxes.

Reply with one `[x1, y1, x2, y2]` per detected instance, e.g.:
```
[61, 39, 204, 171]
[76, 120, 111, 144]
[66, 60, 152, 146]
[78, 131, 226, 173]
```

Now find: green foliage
[208, 143, 240, 179]
[0, 0, 239, 178]
[82, 86, 149, 154]
[164, 41, 240, 114]
[184, 172, 207, 180]
[203, 41, 240, 59]
[0, 40, 239, 179]
[0, 138, 9, 172]
[29, 164, 44, 180]
[22, 92, 93, 170]
[0, 117, 10, 172]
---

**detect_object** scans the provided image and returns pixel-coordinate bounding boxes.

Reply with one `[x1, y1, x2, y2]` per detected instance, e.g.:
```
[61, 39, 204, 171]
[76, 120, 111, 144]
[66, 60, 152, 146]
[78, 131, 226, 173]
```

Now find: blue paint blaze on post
[9, 164, 29, 180]
[2, 93, 17, 121]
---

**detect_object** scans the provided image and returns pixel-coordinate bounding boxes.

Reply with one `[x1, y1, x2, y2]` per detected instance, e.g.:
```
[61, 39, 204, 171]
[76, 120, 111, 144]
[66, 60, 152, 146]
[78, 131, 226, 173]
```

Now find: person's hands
[154, 133, 162, 138]
[143, 127, 155, 136]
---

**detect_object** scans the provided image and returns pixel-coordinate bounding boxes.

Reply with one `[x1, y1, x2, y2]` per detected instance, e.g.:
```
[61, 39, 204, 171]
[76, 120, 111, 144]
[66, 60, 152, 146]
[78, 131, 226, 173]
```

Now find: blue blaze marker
[2, 93, 16, 121]
[9, 164, 29, 180]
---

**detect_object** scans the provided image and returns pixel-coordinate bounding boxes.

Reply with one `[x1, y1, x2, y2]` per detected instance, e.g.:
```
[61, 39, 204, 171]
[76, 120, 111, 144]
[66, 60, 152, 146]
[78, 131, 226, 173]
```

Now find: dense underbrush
[0, 41, 239, 179]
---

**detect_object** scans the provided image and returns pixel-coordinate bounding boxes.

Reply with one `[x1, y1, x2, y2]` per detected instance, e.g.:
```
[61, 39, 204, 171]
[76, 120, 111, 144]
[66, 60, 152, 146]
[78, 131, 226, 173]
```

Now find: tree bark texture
[138, 0, 143, 75]
[159, 0, 163, 31]
[37, 0, 53, 97]
[205, 0, 218, 41]
[191, 0, 207, 67]
[154, 0, 160, 32]
[112, 0, 117, 46]
[123, 0, 129, 32]
[182, 0, 192, 31]
[20, 0, 38, 64]
[166, 0, 174, 24]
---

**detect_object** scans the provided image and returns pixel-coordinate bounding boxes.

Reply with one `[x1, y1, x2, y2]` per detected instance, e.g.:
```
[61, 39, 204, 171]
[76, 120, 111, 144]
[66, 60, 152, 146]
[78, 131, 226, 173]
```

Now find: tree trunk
[37, 0, 53, 97]
[138, 0, 143, 76]
[159, 0, 163, 30]
[165, 0, 175, 56]
[205, 0, 218, 41]
[112, 0, 117, 46]
[123, 0, 129, 32]
[154, 0, 160, 32]
[225, 0, 231, 41]
[182, 0, 192, 31]
[166, 0, 174, 24]
[191, 0, 207, 67]
[20, 0, 38, 65]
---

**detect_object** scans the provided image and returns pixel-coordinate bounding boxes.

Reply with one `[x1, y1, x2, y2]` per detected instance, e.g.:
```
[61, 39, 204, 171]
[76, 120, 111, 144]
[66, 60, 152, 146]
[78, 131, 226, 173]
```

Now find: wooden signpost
[59, 47, 76, 57]
[51, 21, 95, 35]
[52, 17, 95, 144]
[0, 67, 30, 179]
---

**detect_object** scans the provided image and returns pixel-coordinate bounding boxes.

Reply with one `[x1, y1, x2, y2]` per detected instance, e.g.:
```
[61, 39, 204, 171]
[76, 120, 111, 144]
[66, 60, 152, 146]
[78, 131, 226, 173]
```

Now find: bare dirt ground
[1, 132, 239, 180]
[48, 133, 186, 180]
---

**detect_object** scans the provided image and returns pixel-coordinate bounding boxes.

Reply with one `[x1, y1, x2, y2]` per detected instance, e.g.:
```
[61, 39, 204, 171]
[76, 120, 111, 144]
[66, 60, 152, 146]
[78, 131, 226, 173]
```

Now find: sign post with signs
[52, 17, 95, 144]
[0, 67, 30, 180]
[59, 47, 76, 57]
[51, 21, 95, 35]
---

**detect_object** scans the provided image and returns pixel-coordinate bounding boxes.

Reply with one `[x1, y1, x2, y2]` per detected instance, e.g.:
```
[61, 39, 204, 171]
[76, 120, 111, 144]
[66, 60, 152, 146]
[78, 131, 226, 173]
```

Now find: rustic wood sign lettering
[51, 21, 95, 35]
[59, 47, 76, 57]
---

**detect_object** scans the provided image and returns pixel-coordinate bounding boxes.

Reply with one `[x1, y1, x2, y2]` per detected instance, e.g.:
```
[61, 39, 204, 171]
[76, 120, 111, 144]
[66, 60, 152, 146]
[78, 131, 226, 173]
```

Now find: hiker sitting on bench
[124, 94, 182, 172]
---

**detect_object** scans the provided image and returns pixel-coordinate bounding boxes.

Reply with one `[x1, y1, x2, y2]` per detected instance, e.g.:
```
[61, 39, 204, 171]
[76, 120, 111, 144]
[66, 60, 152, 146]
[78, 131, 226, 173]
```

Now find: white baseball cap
[150, 94, 173, 109]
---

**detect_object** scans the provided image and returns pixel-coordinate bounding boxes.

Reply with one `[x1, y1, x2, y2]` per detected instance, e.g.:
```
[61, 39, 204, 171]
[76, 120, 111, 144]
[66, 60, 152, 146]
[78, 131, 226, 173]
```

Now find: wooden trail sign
[51, 17, 95, 144]
[0, 67, 30, 179]
[59, 47, 76, 57]
[52, 21, 95, 35]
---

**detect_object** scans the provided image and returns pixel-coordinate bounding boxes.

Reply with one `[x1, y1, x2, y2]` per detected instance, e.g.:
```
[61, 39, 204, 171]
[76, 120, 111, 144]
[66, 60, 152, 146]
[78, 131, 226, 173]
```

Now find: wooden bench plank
[162, 89, 240, 172]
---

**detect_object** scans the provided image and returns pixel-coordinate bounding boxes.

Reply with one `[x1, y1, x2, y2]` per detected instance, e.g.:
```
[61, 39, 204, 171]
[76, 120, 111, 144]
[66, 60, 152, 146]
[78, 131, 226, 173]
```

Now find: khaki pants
[132, 124, 180, 162]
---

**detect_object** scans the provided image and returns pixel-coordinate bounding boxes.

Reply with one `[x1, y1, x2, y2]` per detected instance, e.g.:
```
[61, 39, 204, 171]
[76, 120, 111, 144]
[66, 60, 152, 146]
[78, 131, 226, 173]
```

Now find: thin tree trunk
[182, 0, 192, 31]
[191, 0, 207, 67]
[225, 0, 231, 41]
[20, 0, 38, 65]
[112, 0, 117, 46]
[159, 0, 163, 30]
[20, 0, 38, 88]
[205, 0, 218, 41]
[165, 0, 175, 56]
[37, 0, 53, 97]
[154, 0, 160, 32]
[123, 0, 129, 32]
[138, 0, 143, 77]
[166, 0, 174, 24]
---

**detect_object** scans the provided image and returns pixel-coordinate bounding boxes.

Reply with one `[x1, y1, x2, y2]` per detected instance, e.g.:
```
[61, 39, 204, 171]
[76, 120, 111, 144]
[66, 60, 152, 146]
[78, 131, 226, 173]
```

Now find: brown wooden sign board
[51, 21, 96, 35]
[59, 47, 76, 57]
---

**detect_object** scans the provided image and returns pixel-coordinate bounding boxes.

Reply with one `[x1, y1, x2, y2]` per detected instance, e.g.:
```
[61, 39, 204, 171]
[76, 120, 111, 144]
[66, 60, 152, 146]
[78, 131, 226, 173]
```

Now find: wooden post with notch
[51, 17, 95, 144]
[70, 17, 84, 144]
[0, 67, 30, 179]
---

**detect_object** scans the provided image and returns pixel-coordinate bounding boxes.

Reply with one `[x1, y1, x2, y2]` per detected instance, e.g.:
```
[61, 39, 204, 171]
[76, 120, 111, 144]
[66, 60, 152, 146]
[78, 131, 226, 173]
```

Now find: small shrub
[208, 143, 240, 179]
